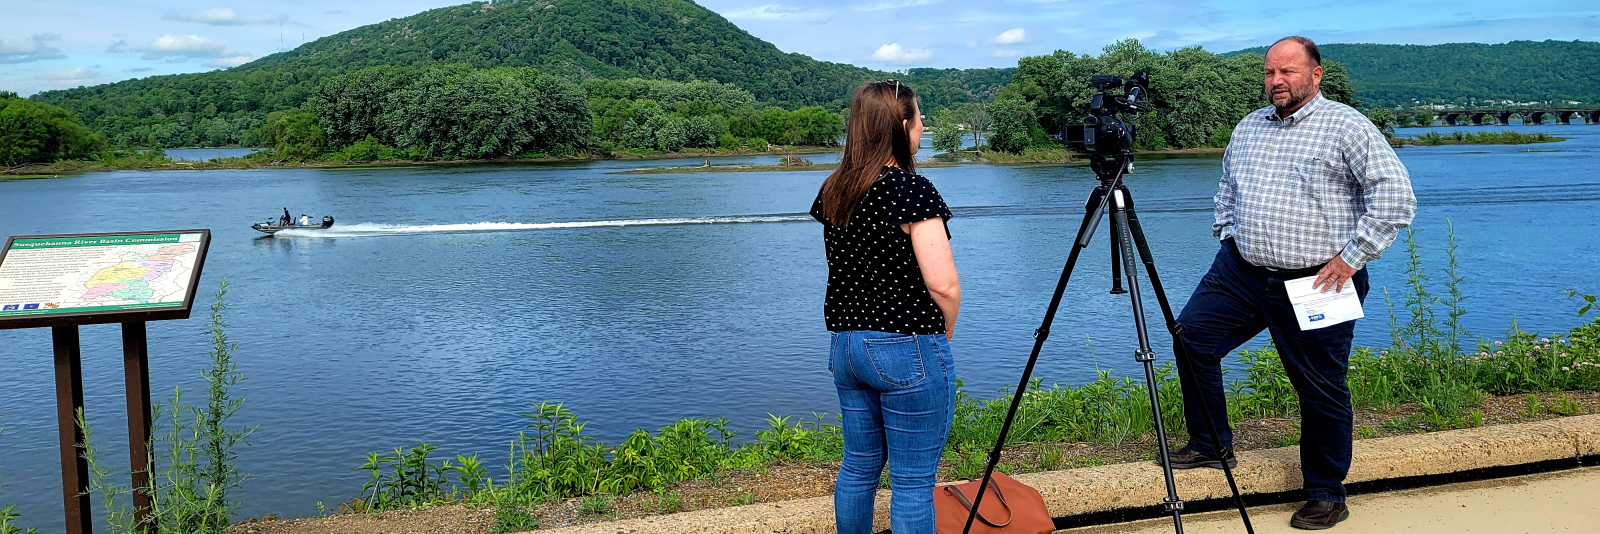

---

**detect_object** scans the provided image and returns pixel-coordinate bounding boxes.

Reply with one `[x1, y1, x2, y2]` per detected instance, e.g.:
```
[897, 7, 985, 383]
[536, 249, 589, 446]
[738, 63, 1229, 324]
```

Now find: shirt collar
[1267, 92, 1324, 126]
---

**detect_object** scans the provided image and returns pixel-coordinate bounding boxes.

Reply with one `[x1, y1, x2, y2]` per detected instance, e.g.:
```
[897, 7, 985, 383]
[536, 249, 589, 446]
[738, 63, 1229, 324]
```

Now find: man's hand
[1314, 256, 1357, 293]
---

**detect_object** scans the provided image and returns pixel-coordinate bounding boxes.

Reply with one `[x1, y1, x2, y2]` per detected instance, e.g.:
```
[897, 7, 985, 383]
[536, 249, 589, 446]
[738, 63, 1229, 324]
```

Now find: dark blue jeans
[1175, 239, 1367, 503]
[830, 330, 956, 534]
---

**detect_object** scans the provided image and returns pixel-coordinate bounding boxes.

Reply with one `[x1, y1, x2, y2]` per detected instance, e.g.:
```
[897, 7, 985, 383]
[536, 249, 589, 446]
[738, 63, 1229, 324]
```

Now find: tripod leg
[1109, 191, 1185, 534]
[1125, 197, 1257, 534]
[960, 186, 1112, 534]
[1110, 214, 1127, 294]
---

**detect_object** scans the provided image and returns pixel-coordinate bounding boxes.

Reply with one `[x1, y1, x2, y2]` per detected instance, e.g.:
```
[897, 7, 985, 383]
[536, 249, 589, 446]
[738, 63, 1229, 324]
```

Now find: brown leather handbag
[934, 472, 1054, 534]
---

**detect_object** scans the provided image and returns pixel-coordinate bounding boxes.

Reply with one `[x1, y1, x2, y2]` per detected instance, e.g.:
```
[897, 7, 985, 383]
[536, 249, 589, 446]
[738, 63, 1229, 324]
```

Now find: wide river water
[2, 124, 1598, 528]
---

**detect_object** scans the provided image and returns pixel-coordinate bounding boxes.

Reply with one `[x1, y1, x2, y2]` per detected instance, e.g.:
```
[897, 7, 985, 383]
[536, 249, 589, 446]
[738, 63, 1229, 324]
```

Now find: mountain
[30, 0, 1010, 148]
[1227, 40, 1600, 108]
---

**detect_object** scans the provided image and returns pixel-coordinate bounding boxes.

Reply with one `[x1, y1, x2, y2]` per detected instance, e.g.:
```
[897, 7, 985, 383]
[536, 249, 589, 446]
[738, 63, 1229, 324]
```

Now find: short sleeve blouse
[810, 166, 953, 335]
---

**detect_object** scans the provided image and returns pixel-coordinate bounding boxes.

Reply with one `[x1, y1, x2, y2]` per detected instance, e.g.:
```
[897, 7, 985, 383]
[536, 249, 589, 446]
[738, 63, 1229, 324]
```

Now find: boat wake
[271, 215, 814, 237]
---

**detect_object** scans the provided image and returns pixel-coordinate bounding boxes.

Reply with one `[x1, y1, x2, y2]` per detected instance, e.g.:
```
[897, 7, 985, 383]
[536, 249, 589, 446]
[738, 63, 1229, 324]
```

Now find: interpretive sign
[0, 229, 210, 534]
[0, 231, 209, 330]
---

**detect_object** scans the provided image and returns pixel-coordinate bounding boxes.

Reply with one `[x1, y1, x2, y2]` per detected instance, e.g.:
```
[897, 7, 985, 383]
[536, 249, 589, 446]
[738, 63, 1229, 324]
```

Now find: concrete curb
[533, 414, 1600, 534]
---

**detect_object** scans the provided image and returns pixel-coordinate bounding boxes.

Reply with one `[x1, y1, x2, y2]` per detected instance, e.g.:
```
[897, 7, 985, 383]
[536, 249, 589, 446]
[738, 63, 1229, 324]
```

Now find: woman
[810, 80, 959, 533]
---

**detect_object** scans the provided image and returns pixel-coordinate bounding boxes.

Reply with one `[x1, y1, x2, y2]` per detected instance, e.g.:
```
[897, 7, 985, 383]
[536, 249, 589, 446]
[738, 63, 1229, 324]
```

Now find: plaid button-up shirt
[1216, 92, 1417, 270]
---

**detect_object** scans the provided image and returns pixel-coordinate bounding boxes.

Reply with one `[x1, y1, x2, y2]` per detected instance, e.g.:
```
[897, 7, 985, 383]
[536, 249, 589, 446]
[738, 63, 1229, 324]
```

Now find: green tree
[931, 123, 963, 152]
[988, 96, 1038, 153]
[0, 91, 106, 167]
[958, 103, 992, 147]
[379, 67, 590, 158]
[1366, 108, 1401, 136]
[308, 66, 421, 148]
[260, 108, 324, 159]
[1413, 109, 1436, 127]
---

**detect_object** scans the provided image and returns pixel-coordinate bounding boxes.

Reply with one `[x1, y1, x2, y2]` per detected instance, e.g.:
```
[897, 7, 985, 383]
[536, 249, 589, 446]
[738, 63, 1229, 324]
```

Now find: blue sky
[3, 0, 1596, 96]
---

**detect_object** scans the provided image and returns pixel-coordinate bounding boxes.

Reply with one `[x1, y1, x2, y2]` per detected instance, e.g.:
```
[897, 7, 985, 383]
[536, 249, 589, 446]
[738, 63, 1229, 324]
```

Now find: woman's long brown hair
[818, 80, 918, 227]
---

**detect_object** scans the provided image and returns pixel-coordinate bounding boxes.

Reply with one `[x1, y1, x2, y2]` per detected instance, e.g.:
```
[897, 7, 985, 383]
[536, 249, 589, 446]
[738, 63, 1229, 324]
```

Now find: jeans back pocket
[862, 335, 927, 388]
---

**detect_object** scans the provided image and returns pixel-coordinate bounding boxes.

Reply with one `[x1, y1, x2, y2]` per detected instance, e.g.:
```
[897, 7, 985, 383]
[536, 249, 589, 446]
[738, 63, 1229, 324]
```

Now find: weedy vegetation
[78, 281, 256, 534]
[1405, 131, 1563, 146]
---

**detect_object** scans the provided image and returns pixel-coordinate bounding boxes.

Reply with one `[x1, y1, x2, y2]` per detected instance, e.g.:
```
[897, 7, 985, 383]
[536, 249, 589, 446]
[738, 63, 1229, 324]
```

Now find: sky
[3, 0, 1597, 96]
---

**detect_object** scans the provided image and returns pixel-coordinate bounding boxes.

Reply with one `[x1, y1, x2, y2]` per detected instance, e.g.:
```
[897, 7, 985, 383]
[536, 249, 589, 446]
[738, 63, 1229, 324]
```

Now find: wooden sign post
[0, 230, 212, 534]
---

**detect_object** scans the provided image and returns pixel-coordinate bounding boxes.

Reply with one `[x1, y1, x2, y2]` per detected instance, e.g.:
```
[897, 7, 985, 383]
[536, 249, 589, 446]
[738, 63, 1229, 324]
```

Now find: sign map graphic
[0, 233, 206, 318]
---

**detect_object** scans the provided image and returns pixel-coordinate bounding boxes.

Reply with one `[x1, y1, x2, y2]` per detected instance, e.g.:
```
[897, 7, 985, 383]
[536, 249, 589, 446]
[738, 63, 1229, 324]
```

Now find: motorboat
[253, 215, 335, 235]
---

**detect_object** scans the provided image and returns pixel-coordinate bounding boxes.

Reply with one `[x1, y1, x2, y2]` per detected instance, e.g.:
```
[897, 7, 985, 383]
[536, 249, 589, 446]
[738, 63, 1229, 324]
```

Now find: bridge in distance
[1432, 108, 1600, 126]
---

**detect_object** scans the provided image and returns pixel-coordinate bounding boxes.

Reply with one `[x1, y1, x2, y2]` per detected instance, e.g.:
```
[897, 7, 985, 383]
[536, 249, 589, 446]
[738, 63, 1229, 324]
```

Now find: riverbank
[229, 393, 1600, 534]
[1400, 130, 1567, 146]
[0, 146, 845, 177]
[616, 147, 1232, 174]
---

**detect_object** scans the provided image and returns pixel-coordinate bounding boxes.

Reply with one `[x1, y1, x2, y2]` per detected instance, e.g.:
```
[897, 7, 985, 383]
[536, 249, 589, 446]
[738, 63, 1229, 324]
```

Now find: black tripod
[960, 154, 1255, 534]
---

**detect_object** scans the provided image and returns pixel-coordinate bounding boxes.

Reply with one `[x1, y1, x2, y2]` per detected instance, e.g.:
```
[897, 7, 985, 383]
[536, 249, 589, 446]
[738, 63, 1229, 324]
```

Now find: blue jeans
[830, 330, 956, 534]
[1175, 239, 1367, 503]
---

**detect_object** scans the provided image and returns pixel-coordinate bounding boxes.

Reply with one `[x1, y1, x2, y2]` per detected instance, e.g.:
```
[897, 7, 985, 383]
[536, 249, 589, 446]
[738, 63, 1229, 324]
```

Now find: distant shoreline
[4, 133, 1570, 180]
[0, 146, 846, 178]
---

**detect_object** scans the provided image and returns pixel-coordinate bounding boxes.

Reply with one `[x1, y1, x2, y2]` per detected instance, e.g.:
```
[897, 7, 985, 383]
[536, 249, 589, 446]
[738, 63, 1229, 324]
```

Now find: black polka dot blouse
[810, 166, 953, 336]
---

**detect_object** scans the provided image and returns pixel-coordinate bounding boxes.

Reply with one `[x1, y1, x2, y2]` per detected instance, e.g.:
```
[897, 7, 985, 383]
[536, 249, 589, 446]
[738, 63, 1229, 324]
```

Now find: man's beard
[1271, 82, 1315, 114]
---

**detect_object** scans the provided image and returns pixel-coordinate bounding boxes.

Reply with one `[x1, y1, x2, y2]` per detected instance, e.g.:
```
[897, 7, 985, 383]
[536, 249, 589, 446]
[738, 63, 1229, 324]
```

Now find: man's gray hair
[1273, 36, 1321, 67]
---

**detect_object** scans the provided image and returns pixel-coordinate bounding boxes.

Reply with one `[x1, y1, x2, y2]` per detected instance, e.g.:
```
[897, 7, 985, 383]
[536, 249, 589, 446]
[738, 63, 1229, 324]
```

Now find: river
[1, 123, 1597, 529]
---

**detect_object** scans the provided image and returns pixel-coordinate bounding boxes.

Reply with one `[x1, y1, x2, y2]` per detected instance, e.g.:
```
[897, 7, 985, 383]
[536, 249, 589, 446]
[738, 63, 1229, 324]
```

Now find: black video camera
[1062, 72, 1151, 157]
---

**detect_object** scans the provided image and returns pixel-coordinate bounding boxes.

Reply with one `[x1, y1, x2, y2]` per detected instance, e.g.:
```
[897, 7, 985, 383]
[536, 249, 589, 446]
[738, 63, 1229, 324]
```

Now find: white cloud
[0, 35, 66, 64]
[162, 8, 285, 26]
[206, 55, 253, 68]
[994, 28, 1027, 44]
[725, 4, 826, 20]
[854, 0, 942, 11]
[993, 49, 1022, 57]
[142, 34, 228, 59]
[107, 40, 130, 53]
[137, 34, 253, 68]
[37, 67, 100, 86]
[868, 43, 933, 63]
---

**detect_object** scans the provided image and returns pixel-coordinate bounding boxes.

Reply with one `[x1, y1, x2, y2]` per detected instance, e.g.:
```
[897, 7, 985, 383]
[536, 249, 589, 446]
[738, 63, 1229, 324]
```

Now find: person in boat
[280, 208, 292, 226]
[299, 214, 310, 226]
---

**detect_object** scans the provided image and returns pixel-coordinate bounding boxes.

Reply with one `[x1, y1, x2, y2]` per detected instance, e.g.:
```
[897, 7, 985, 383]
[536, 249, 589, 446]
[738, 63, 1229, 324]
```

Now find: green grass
[1405, 131, 1565, 146]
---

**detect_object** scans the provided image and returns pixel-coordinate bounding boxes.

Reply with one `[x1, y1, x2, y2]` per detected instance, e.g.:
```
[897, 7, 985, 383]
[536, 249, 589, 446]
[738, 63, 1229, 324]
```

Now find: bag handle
[944, 478, 1014, 528]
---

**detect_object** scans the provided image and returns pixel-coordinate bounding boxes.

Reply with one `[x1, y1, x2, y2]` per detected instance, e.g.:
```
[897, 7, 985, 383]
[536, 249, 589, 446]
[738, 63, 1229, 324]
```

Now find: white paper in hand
[1284, 275, 1364, 331]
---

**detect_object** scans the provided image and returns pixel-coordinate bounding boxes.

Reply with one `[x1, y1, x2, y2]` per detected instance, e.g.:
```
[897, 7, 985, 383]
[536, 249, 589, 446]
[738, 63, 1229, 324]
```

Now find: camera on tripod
[1061, 72, 1151, 158]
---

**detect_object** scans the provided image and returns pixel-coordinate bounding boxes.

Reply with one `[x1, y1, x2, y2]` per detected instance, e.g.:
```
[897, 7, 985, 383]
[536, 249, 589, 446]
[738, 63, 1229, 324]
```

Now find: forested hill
[30, 0, 1010, 148]
[1227, 40, 1600, 108]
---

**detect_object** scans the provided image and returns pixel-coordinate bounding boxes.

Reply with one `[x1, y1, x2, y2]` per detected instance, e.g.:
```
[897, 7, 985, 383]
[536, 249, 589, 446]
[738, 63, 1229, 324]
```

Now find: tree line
[1228, 40, 1600, 108]
[931, 39, 1358, 154]
[260, 65, 842, 161]
[28, 0, 996, 150]
[1, 91, 105, 168]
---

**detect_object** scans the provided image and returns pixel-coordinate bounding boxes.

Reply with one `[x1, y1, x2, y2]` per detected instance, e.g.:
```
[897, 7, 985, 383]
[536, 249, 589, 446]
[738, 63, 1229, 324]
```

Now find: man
[281, 207, 292, 227]
[1167, 36, 1415, 530]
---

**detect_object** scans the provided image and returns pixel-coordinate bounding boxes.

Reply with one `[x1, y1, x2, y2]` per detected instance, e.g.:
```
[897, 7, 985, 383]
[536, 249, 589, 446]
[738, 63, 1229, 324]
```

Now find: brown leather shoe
[1290, 500, 1349, 530]
[1158, 446, 1237, 469]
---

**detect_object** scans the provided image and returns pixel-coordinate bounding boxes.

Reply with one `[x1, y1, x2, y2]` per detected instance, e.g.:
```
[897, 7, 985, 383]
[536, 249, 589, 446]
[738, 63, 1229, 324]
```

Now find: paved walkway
[1074, 466, 1600, 534]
